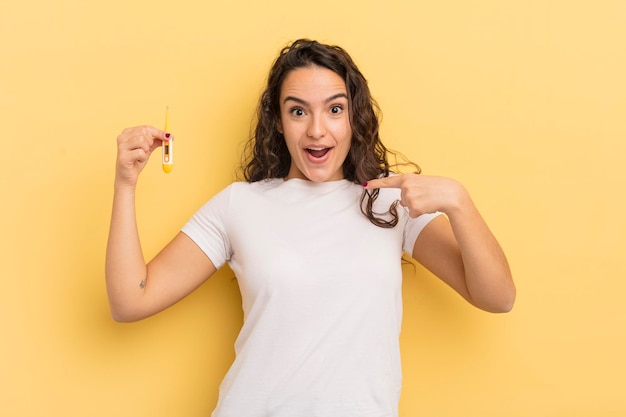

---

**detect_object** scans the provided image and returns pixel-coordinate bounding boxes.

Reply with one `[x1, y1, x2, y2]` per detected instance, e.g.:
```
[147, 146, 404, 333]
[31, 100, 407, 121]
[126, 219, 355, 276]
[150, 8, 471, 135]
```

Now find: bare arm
[365, 174, 515, 313]
[105, 126, 216, 322]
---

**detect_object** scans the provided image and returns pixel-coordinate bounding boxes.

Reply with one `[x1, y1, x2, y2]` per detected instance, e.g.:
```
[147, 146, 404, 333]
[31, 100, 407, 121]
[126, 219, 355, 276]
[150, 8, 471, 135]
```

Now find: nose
[306, 114, 326, 139]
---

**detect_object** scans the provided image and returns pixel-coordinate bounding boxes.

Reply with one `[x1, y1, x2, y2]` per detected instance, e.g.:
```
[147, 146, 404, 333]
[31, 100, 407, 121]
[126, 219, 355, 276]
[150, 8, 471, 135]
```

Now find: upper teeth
[307, 147, 326, 151]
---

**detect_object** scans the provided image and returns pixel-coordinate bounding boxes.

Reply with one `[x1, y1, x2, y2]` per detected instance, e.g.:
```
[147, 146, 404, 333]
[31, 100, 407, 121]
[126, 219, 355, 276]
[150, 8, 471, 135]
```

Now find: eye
[290, 107, 305, 117]
[330, 105, 343, 115]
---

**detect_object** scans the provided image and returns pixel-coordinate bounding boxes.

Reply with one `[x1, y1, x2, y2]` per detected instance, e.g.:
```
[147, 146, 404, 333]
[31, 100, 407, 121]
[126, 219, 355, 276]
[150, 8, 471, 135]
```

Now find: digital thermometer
[162, 106, 173, 173]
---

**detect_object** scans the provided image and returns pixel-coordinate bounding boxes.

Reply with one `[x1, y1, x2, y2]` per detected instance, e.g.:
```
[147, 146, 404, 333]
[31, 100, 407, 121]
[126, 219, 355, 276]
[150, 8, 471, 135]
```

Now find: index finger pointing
[363, 175, 405, 190]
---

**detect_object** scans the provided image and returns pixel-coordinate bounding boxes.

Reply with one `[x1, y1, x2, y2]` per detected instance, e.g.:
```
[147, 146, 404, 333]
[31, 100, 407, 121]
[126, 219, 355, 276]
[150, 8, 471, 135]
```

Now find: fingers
[364, 174, 414, 215]
[363, 175, 406, 190]
[363, 174, 431, 218]
[364, 174, 465, 217]
[117, 125, 173, 155]
[115, 125, 173, 186]
[118, 125, 170, 147]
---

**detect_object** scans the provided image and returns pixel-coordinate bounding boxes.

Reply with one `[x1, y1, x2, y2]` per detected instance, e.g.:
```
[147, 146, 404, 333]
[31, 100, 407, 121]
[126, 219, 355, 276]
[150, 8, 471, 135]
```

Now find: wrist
[443, 180, 473, 217]
[113, 178, 138, 195]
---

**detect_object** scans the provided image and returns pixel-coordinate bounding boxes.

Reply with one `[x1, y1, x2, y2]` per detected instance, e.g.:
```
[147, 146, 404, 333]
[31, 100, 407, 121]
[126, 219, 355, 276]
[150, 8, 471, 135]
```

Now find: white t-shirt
[182, 178, 439, 417]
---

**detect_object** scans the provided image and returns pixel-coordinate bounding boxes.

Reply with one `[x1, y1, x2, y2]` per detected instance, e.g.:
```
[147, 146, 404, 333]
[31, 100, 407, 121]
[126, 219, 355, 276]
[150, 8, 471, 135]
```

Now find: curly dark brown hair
[242, 39, 420, 228]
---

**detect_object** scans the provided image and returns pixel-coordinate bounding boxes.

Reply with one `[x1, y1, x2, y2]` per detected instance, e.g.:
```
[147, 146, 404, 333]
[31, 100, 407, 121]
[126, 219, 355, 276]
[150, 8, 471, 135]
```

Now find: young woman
[106, 39, 515, 417]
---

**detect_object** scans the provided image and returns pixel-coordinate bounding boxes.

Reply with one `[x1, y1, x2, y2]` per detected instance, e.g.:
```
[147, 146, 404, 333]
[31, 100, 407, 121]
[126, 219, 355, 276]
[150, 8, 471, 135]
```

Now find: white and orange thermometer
[162, 106, 173, 173]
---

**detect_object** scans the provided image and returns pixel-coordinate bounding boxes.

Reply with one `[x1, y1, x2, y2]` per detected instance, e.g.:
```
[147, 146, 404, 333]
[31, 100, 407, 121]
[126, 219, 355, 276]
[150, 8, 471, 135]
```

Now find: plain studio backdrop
[1, 1, 624, 416]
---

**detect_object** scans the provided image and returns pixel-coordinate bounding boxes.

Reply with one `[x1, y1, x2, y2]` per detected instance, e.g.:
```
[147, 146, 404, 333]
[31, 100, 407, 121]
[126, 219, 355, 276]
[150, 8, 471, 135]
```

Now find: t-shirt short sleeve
[181, 185, 233, 270]
[402, 211, 443, 255]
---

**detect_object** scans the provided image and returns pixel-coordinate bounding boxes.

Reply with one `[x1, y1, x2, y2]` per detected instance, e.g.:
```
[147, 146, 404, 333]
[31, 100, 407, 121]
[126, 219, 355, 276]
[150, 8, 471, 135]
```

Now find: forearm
[447, 194, 515, 312]
[105, 184, 148, 320]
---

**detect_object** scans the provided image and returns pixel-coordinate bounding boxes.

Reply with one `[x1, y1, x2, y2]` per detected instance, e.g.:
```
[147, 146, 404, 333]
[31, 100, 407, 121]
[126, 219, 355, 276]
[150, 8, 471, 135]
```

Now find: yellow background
[1, 0, 625, 416]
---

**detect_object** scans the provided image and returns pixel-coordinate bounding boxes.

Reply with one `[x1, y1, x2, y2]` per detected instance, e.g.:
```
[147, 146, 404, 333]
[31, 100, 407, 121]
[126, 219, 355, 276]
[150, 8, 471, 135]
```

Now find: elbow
[111, 311, 135, 323]
[111, 311, 147, 323]
[503, 291, 516, 313]
[483, 286, 516, 314]
[110, 309, 135, 323]
[109, 303, 146, 323]
[490, 297, 515, 313]
[106, 287, 152, 323]
[468, 280, 516, 313]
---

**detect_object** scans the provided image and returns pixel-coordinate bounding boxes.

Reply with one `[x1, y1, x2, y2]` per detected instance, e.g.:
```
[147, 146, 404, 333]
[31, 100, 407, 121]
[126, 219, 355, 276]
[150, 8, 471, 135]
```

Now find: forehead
[280, 66, 347, 100]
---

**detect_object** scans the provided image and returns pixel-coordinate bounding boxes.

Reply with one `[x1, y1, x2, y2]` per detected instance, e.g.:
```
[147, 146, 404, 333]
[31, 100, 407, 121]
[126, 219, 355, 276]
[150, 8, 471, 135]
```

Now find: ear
[276, 117, 284, 134]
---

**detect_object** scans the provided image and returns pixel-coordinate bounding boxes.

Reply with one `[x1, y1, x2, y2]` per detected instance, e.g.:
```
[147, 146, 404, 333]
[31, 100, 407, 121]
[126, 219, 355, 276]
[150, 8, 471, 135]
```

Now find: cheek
[281, 126, 299, 148]
[280, 117, 301, 137]
[340, 124, 353, 147]
[281, 126, 303, 156]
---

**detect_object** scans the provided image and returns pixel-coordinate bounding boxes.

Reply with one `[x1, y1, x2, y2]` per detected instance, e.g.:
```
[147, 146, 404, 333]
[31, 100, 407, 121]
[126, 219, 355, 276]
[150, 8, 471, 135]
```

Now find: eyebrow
[283, 93, 348, 106]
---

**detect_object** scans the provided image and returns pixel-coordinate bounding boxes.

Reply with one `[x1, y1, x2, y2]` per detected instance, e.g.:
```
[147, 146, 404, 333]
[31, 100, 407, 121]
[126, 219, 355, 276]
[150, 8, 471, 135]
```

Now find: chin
[302, 168, 341, 182]
[290, 159, 343, 182]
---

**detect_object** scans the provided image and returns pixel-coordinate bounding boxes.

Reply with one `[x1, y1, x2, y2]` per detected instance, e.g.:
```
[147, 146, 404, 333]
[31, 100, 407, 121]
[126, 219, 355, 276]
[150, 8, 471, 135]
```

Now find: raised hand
[115, 125, 171, 187]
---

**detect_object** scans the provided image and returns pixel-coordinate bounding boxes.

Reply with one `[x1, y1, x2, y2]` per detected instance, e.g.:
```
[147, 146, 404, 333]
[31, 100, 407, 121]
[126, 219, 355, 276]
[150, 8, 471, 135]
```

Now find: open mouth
[306, 147, 331, 158]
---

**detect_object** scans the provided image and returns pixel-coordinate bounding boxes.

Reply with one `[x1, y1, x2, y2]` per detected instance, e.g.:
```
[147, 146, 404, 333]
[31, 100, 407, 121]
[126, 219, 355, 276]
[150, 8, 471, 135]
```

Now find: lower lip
[305, 148, 332, 164]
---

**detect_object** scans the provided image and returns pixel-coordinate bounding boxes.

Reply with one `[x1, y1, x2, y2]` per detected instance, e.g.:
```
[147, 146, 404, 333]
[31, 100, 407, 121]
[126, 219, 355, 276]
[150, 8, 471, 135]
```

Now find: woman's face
[278, 65, 352, 182]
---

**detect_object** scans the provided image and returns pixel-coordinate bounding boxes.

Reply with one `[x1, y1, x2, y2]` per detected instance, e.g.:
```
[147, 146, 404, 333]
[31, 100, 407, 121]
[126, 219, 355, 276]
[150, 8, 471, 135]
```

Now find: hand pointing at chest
[364, 174, 470, 218]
